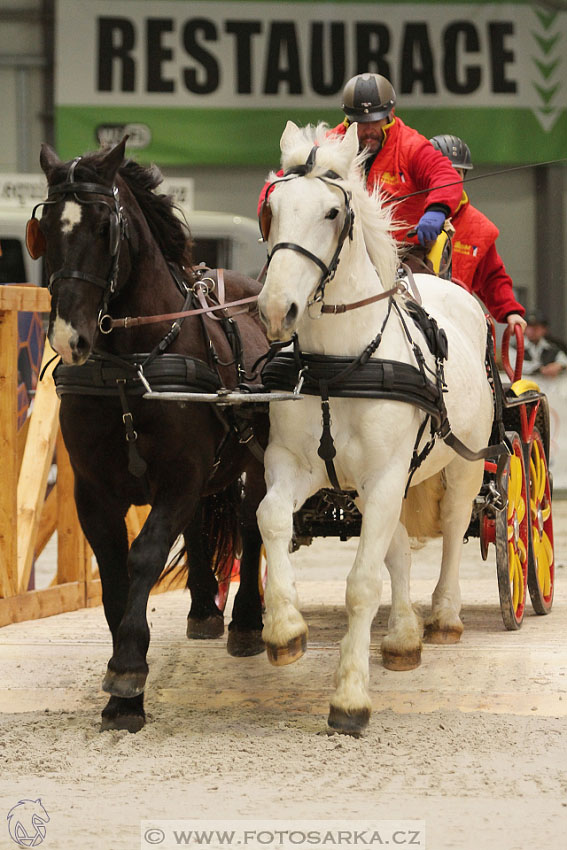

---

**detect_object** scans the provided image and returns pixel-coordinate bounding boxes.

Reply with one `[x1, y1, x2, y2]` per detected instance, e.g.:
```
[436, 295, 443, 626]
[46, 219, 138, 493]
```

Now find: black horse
[28, 138, 269, 732]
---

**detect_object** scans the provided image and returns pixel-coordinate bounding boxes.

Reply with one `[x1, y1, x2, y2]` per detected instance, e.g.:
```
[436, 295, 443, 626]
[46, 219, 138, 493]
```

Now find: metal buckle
[192, 277, 215, 296]
[294, 368, 306, 395]
[307, 296, 325, 320]
[98, 313, 113, 334]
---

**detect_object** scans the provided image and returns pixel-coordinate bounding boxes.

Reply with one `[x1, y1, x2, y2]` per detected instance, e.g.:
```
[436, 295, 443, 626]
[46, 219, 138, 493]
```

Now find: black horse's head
[32, 137, 131, 364]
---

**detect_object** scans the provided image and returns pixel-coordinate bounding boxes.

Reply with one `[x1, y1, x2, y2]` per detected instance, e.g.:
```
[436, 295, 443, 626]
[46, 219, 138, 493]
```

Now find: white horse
[256, 121, 495, 735]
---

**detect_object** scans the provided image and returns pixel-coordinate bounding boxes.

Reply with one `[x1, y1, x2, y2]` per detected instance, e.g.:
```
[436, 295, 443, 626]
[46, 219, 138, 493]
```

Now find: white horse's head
[258, 121, 396, 341]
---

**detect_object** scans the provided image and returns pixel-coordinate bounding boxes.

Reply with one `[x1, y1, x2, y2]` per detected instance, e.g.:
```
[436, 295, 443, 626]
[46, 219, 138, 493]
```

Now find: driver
[429, 134, 526, 333]
[334, 73, 463, 251]
[258, 73, 463, 262]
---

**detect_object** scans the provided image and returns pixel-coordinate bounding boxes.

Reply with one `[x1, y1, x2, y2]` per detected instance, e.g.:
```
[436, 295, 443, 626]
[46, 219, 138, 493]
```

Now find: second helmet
[429, 135, 473, 170]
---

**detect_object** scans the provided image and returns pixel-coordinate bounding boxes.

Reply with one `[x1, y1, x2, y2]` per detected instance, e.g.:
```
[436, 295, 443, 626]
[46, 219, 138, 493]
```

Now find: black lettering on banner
[489, 22, 517, 93]
[400, 23, 436, 93]
[225, 20, 262, 94]
[311, 22, 345, 95]
[264, 22, 302, 94]
[182, 18, 219, 94]
[97, 17, 136, 92]
[355, 23, 391, 77]
[443, 22, 481, 94]
[147, 18, 174, 92]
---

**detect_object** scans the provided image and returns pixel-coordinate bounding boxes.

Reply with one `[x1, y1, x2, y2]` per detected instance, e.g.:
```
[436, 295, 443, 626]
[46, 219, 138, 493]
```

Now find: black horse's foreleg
[102, 501, 182, 701]
[185, 504, 224, 639]
[74, 479, 146, 731]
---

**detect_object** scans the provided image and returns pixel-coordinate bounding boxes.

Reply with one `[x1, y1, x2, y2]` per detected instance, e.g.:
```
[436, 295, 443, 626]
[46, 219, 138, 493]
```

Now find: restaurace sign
[55, 0, 566, 165]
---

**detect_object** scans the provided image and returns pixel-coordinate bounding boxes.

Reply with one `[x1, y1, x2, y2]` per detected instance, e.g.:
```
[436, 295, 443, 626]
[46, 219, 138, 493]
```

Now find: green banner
[55, 1, 567, 165]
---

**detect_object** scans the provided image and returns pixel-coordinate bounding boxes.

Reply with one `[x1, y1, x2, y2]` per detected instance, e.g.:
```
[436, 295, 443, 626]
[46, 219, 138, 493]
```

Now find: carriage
[288, 322, 554, 632]
[26, 127, 554, 735]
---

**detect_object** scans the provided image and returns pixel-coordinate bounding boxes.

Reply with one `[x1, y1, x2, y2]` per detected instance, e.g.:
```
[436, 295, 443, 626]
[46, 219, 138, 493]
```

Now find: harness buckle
[192, 277, 215, 296]
[98, 313, 113, 334]
[307, 296, 325, 320]
[294, 368, 306, 395]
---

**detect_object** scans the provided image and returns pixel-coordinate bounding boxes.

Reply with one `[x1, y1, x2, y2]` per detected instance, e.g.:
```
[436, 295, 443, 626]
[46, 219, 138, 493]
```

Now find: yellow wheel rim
[529, 437, 553, 601]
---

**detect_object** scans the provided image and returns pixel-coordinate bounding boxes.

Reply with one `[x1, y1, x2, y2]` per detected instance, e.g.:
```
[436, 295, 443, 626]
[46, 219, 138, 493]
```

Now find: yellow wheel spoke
[518, 538, 527, 563]
[512, 553, 522, 610]
[537, 461, 546, 502]
[517, 496, 526, 524]
[542, 531, 554, 566]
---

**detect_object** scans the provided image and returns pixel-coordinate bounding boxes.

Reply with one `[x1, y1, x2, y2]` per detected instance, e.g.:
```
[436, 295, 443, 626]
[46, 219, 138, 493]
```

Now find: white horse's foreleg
[425, 457, 484, 643]
[382, 521, 422, 670]
[257, 445, 319, 665]
[329, 470, 406, 735]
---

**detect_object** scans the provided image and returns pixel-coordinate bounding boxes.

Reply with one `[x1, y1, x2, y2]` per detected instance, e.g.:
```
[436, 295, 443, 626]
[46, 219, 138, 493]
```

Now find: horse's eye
[326, 208, 339, 220]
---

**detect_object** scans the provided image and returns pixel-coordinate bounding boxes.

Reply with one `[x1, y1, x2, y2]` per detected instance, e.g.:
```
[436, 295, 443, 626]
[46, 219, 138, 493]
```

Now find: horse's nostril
[285, 303, 298, 325]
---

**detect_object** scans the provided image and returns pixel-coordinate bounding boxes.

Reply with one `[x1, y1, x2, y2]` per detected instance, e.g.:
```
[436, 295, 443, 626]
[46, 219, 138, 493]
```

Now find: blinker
[26, 217, 46, 260]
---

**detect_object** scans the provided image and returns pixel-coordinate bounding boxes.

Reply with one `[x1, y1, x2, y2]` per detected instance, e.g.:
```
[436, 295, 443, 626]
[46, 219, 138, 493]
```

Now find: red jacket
[331, 116, 462, 241]
[451, 194, 524, 323]
[258, 116, 462, 242]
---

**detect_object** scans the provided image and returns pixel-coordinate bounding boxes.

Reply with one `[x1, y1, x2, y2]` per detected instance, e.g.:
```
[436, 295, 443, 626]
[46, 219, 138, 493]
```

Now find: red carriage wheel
[495, 432, 529, 630]
[526, 427, 554, 614]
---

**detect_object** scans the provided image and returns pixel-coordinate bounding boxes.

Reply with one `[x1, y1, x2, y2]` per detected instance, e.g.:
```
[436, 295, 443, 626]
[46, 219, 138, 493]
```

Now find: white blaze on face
[50, 315, 79, 364]
[60, 200, 82, 234]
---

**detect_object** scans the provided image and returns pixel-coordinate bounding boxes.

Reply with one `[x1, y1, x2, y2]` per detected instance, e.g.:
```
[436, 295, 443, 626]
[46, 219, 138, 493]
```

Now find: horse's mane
[55, 151, 193, 268]
[119, 159, 193, 268]
[274, 123, 399, 289]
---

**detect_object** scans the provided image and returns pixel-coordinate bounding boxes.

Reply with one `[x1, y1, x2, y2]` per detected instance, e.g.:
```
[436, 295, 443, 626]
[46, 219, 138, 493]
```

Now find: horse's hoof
[382, 646, 422, 671]
[327, 705, 370, 737]
[266, 633, 307, 666]
[186, 615, 225, 639]
[102, 668, 147, 699]
[100, 713, 145, 733]
[424, 624, 463, 644]
[227, 628, 265, 657]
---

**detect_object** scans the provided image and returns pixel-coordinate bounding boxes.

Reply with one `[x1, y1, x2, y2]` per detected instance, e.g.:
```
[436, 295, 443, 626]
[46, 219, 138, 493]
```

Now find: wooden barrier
[0, 285, 185, 628]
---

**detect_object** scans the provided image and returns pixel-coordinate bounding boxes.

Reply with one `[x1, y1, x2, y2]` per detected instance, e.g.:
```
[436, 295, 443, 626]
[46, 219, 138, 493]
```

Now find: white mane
[270, 122, 400, 291]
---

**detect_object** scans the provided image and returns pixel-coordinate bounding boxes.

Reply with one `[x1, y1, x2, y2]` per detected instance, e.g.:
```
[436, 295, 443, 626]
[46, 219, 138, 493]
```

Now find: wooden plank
[0, 285, 51, 313]
[17, 339, 60, 594]
[0, 308, 19, 598]
[56, 432, 91, 586]
[34, 486, 57, 559]
[0, 582, 84, 627]
[17, 416, 30, 474]
[125, 504, 150, 546]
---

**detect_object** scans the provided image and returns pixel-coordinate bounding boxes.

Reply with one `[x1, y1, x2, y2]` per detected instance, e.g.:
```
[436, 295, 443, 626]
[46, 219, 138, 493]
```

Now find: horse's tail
[199, 482, 243, 583]
[401, 472, 445, 543]
[160, 481, 242, 587]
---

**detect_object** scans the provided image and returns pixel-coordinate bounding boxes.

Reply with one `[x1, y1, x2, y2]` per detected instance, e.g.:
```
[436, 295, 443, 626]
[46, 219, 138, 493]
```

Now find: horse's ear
[280, 121, 299, 154]
[342, 122, 360, 163]
[99, 135, 129, 183]
[39, 143, 60, 177]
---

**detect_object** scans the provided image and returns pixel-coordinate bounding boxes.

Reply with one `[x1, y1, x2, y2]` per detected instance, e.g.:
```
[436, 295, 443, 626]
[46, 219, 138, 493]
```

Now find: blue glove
[416, 210, 446, 246]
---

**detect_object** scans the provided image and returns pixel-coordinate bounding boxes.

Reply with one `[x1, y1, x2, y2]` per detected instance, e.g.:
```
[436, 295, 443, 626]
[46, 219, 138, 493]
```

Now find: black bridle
[29, 158, 129, 315]
[259, 146, 355, 304]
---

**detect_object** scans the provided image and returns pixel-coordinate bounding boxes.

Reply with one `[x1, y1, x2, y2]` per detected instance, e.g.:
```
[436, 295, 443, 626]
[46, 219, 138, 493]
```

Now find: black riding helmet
[429, 135, 473, 170]
[342, 73, 396, 123]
